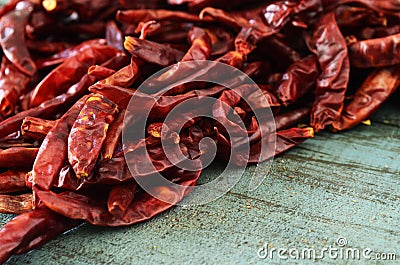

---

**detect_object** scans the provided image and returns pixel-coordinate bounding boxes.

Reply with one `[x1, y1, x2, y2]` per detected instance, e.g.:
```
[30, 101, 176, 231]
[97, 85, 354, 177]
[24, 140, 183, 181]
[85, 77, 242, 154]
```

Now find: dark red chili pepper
[275, 127, 314, 156]
[0, 56, 31, 117]
[0, 171, 28, 194]
[102, 109, 125, 160]
[0, 1, 36, 77]
[348, 33, 400, 68]
[68, 94, 118, 178]
[0, 206, 80, 264]
[30, 44, 120, 107]
[107, 182, 138, 216]
[0, 194, 32, 214]
[106, 20, 124, 51]
[21, 117, 56, 140]
[88, 65, 117, 80]
[276, 55, 319, 106]
[332, 66, 400, 131]
[32, 95, 90, 190]
[0, 147, 39, 169]
[275, 107, 311, 131]
[322, 0, 400, 15]
[124, 37, 185, 67]
[310, 12, 350, 132]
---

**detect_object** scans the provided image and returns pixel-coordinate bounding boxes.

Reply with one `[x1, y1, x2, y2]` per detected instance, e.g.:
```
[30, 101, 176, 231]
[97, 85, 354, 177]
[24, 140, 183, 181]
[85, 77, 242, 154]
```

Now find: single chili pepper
[32, 95, 90, 190]
[0, 56, 31, 117]
[124, 36, 185, 67]
[0, 193, 32, 214]
[106, 20, 124, 51]
[21, 117, 56, 140]
[88, 65, 117, 80]
[107, 182, 138, 216]
[275, 107, 311, 131]
[311, 12, 350, 132]
[0, 170, 28, 194]
[68, 94, 118, 178]
[0, 1, 36, 77]
[102, 109, 125, 160]
[332, 66, 400, 131]
[34, 39, 107, 69]
[30, 44, 120, 107]
[348, 33, 400, 68]
[35, 167, 201, 226]
[0, 206, 81, 264]
[0, 147, 39, 169]
[276, 54, 319, 106]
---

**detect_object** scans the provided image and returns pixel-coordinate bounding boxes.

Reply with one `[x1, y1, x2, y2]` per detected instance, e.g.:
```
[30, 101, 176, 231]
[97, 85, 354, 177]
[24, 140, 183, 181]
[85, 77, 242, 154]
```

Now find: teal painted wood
[1, 99, 399, 265]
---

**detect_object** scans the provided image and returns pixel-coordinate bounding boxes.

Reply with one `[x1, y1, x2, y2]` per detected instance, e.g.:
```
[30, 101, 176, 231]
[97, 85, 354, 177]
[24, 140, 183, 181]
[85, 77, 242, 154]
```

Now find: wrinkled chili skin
[0, 147, 39, 169]
[32, 95, 90, 190]
[102, 109, 125, 160]
[0, 206, 81, 264]
[68, 94, 118, 178]
[0, 1, 36, 77]
[276, 55, 319, 106]
[107, 182, 137, 216]
[332, 66, 400, 131]
[348, 34, 400, 68]
[30, 44, 121, 107]
[0, 171, 28, 194]
[310, 12, 350, 132]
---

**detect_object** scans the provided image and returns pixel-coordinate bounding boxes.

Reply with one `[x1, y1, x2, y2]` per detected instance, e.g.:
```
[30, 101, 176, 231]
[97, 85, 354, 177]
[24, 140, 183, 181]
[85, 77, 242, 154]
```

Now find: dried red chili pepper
[276, 55, 319, 106]
[21, 117, 56, 140]
[88, 65, 117, 80]
[68, 94, 118, 178]
[275, 127, 314, 156]
[322, 0, 400, 15]
[107, 182, 138, 216]
[348, 33, 400, 68]
[275, 107, 311, 131]
[0, 1, 36, 77]
[0, 206, 80, 264]
[0, 194, 32, 214]
[124, 37, 185, 67]
[106, 20, 124, 51]
[102, 109, 125, 160]
[30, 44, 120, 107]
[0, 56, 31, 117]
[310, 12, 350, 132]
[332, 66, 400, 131]
[32, 95, 90, 190]
[0, 170, 28, 194]
[0, 147, 39, 169]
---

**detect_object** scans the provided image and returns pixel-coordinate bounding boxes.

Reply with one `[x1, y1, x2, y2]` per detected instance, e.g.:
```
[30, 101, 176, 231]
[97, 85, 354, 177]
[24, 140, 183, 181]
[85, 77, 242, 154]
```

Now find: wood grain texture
[1, 99, 399, 265]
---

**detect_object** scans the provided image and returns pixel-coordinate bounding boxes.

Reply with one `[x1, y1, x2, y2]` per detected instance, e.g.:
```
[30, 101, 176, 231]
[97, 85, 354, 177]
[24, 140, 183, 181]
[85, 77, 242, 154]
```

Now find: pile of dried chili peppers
[0, 0, 399, 262]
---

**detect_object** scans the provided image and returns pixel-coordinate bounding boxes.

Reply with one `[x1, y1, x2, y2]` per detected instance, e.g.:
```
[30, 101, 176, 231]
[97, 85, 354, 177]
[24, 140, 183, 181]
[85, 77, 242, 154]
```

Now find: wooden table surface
[1, 97, 399, 264]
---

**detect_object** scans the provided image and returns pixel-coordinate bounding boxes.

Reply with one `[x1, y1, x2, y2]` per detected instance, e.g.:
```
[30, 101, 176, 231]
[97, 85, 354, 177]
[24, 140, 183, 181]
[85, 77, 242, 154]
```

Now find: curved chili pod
[32, 95, 90, 190]
[348, 33, 400, 68]
[107, 182, 138, 216]
[0, 206, 80, 264]
[275, 107, 311, 131]
[276, 55, 319, 106]
[68, 94, 118, 178]
[0, 1, 36, 77]
[311, 12, 350, 132]
[332, 66, 400, 131]
[102, 109, 125, 160]
[30, 44, 120, 107]
[0, 170, 28, 194]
